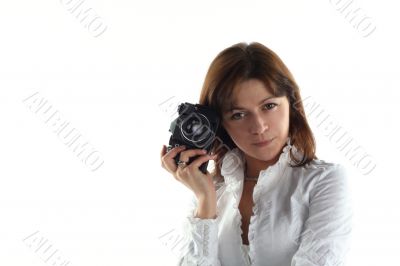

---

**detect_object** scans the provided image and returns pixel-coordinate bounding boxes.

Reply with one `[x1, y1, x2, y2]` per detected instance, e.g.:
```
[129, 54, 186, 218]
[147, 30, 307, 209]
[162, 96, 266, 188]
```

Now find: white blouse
[177, 142, 353, 266]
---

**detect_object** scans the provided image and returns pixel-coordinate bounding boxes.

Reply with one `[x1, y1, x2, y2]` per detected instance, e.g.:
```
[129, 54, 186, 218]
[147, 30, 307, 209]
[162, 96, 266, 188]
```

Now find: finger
[163, 145, 186, 160]
[190, 153, 218, 168]
[179, 149, 208, 162]
[161, 145, 188, 172]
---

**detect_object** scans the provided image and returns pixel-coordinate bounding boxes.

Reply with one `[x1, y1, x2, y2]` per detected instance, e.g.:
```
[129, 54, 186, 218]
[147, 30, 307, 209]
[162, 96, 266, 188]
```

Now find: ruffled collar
[220, 137, 299, 186]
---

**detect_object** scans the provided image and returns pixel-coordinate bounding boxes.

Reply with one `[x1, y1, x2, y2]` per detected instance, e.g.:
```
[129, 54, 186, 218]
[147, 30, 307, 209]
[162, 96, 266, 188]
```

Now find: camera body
[167, 102, 220, 174]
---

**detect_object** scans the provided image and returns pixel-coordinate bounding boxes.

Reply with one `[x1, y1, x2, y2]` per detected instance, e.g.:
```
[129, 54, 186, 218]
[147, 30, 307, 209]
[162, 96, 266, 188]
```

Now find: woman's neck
[244, 153, 280, 178]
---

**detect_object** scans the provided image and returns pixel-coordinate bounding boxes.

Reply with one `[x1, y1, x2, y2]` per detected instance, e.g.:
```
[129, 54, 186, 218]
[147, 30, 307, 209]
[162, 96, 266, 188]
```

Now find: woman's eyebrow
[229, 96, 277, 111]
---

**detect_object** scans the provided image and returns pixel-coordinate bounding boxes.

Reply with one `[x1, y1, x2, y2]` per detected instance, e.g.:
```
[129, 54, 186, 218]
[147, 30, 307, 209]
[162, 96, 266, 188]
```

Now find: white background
[0, 0, 399, 265]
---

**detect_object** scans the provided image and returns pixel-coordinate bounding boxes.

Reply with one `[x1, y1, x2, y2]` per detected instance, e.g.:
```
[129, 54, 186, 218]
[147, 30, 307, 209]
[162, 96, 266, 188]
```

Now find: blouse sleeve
[176, 194, 222, 266]
[291, 164, 353, 266]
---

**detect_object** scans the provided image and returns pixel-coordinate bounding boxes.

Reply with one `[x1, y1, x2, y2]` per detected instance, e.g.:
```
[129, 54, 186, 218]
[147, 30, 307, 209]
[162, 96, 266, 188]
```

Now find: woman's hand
[160, 145, 218, 201]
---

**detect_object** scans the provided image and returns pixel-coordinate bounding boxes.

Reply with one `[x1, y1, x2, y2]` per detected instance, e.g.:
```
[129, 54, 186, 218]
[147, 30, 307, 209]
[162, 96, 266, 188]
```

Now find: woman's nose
[250, 114, 268, 134]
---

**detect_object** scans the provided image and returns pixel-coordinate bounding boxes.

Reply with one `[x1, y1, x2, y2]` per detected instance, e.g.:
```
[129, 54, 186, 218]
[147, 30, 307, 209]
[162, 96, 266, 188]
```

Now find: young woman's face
[222, 78, 290, 162]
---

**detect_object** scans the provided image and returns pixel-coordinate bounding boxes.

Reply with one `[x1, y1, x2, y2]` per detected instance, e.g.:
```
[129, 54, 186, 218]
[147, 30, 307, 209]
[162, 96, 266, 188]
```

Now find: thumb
[160, 145, 167, 157]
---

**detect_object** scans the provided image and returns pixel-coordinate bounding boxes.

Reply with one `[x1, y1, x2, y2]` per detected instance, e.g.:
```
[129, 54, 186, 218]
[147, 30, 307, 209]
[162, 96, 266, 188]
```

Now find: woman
[160, 42, 353, 266]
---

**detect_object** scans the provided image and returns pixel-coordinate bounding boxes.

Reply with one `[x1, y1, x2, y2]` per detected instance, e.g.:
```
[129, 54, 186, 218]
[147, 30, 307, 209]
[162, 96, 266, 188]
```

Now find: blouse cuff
[184, 209, 219, 259]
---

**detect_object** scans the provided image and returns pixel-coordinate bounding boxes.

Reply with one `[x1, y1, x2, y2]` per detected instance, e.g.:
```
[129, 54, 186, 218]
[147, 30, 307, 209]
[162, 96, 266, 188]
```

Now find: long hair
[198, 42, 317, 180]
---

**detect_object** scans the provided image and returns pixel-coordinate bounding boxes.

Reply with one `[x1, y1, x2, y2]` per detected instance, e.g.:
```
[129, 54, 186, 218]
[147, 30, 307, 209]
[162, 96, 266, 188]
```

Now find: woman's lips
[252, 138, 274, 147]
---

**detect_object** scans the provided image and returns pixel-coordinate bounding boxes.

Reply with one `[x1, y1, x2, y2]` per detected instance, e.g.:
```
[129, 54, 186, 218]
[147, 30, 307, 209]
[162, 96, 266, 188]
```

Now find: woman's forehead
[230, 82, 275, 104]
[218, 78, 283, 113]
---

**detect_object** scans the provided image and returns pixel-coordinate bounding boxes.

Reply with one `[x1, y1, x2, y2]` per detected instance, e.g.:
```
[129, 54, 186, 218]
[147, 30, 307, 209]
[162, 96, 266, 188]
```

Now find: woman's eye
[264, 103, 277, 110]
[231, 113, 244, 120]
[230, 104, 277, 120]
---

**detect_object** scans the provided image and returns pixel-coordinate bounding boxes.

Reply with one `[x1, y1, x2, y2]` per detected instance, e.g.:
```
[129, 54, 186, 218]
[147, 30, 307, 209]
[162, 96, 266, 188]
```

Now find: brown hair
[198, 42, 317, 180]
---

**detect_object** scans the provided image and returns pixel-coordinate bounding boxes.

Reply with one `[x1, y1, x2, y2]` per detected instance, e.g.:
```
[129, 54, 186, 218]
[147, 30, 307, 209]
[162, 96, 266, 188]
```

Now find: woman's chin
[243, 142, 284, 161]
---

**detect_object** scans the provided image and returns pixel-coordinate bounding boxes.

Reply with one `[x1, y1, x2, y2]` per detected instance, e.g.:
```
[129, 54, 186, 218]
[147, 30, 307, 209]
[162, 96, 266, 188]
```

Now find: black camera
[167, 102, 221, 174]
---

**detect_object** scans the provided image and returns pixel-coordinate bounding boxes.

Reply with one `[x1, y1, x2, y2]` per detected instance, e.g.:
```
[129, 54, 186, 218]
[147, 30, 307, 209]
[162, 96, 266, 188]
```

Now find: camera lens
[180, 113, 214, 147]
